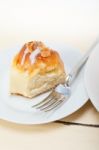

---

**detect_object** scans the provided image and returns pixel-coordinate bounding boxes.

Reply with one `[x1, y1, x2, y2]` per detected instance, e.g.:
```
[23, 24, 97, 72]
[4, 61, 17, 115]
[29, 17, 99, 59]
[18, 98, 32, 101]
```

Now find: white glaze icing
[30, 48, 40, 64]
[21, 48, 29, 65]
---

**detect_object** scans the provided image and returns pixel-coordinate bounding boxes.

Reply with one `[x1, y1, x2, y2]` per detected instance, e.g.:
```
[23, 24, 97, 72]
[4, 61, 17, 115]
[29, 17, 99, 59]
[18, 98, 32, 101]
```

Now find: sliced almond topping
[41, 49, 51, 57]
[26, 42, 34, 52]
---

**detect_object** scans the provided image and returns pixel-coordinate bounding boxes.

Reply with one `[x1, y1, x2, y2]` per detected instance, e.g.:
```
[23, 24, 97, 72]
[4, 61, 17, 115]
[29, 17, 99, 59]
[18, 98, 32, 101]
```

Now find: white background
[0, 0, 99, 50]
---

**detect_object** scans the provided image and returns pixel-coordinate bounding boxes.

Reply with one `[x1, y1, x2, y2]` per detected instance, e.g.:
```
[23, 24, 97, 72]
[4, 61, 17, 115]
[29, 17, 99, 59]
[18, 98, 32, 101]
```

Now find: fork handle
[66, 37, 99, 86]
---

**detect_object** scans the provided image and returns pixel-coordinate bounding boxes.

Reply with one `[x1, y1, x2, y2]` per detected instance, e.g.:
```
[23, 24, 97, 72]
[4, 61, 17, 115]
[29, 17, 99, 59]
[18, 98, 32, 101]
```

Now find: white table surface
[0, 0, 99, 150]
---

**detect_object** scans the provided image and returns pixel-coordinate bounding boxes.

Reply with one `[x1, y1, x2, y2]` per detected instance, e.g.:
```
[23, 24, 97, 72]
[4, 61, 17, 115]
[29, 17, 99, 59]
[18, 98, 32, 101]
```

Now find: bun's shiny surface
[13, 41, 65, 75]
[10, 41, 66, 98]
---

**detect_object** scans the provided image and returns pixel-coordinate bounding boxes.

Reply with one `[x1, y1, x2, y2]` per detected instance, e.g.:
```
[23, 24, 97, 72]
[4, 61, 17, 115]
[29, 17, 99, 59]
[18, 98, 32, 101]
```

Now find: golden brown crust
[13, 41, 65, 75]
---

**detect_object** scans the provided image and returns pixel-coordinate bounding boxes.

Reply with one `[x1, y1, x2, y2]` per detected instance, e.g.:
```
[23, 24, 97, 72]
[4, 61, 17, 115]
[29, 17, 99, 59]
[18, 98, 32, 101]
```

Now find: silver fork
[32, 38, 99, 112]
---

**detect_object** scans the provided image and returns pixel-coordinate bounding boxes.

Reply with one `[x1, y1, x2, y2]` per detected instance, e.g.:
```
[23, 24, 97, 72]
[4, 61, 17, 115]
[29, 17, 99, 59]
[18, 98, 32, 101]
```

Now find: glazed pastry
[10, 41, 66, 98]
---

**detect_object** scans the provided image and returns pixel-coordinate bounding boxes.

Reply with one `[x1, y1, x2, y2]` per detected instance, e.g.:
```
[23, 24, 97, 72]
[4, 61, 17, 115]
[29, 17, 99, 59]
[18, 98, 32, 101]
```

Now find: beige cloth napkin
[61, 101, 99, 125]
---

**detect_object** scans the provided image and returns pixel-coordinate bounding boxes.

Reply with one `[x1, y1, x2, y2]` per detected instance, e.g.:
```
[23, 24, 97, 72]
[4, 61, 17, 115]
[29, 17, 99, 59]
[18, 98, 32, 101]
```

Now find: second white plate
[84, 43, 99, 111]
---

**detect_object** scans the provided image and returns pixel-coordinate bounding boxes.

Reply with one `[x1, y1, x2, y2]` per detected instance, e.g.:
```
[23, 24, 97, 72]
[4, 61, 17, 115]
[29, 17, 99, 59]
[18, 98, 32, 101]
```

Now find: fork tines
[32, 91, 65, 112]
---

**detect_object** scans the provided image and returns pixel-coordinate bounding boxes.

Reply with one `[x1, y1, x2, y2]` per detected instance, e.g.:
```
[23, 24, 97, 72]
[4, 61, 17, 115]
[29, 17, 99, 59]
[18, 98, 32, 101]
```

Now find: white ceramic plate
[0, 42, 88, 124]
[84, 43, 99, 111]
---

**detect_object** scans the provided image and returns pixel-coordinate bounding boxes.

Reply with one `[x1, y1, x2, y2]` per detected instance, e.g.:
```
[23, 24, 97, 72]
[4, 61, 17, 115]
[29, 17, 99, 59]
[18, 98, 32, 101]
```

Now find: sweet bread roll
[10, 41, 66, 98]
